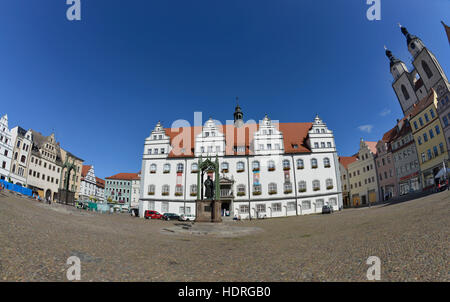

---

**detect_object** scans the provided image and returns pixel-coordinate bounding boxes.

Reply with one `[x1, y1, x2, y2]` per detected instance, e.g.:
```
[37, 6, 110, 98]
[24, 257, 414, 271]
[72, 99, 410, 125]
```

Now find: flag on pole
[442, 21, 450, 45]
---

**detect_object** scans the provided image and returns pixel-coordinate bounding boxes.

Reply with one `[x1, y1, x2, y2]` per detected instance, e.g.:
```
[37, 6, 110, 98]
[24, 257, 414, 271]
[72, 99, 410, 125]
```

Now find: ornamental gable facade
[139, 110, 343, 219]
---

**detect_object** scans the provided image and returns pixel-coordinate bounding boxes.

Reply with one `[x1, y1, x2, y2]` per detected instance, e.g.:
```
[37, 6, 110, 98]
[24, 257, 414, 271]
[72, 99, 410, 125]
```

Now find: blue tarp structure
[0, 179, 33, 196]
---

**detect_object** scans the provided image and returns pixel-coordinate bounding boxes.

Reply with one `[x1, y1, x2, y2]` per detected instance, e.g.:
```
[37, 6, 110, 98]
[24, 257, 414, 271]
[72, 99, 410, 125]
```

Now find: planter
[147, 192, 155, 196]
[191, 170, 199, 174]
[268, 191, 277, 195]
[163, 171, 170, 174]
[283, 167, 290, 171]
[298, 189, 306, 193]
[222, 169, 229, 173]
[313, 188, 320, 191]
[190, 193, 197, 196]
[324, 165, 331, 168]
[175, 193, 183, 196]
[162, 192, 169, 196]
[297, 167, 304, 170]
[284, 190, 292, 194]
[327, 186, 334, 190]
[312, 166, 318, 169]
[237, 192, 245, 196]
[253, 191, 261, 196]
[237, 169, 245, 173]
[252, 168, 260, 172]
[150, 171, 156, 174]
[268, 168, 275, 172]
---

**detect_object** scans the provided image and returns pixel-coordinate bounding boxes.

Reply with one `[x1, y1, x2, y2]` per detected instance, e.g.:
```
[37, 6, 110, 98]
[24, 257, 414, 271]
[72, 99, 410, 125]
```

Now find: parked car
[322, 205, 334, 214]
[144, 210, 163, 220]
[178, 213, 196, 221]
[162, 213, 180, 221]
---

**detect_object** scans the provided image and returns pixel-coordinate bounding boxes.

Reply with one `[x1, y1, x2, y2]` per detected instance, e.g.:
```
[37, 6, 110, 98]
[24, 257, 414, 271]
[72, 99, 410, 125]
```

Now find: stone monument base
[195, 200, 222, 223]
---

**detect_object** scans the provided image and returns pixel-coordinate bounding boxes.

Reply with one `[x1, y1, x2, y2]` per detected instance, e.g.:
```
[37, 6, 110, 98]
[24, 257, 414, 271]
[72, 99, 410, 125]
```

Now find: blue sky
[1, 0, 449, 178]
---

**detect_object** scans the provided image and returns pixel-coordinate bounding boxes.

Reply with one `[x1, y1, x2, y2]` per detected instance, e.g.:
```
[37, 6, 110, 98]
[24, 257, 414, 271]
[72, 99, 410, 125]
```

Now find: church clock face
[437, 84, 446, 97]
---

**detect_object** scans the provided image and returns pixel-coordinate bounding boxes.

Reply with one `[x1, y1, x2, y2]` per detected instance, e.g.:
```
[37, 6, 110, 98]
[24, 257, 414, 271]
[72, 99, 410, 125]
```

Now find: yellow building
[410, 89, 449, 189]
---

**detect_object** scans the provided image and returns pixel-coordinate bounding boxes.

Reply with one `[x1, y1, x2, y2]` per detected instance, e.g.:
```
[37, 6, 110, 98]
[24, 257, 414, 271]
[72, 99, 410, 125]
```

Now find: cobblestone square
[0, 190, 448, 281]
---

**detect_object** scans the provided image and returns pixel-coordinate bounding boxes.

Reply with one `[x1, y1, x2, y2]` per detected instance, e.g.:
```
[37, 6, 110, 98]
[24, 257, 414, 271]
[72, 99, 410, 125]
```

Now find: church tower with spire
[386, 25, 450, 116]
[385, 47, 418, 115]
[233, 97, 244, 128]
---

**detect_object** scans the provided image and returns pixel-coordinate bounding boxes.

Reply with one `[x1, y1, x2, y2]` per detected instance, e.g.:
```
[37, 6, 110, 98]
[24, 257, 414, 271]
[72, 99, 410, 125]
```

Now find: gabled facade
[139, 106, 342, 219]
[9, 126, 33, 186]
[339, 155, 357, 208]
[27, 131, 63, 201]
[391, 118, 421, 195]
[80, 165, 105, 202]
[346, 140, 379, 206]
[376, 127, 398, 201]
[0, 114, 13, 181]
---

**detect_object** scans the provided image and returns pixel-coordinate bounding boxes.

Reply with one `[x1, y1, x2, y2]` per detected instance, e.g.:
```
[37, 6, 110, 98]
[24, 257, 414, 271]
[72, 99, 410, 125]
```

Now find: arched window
[323, 157, 331, 168]
[326, 178, 334, 189]
[191, 163, 198, 172]
[268, 160, 275, 171]
[221, 162, 229, 172]
[268, 183, 277, 194]
[150, 164, 157, 173]
[237, 161, 245, 172]
[401, 85, 410, 100]
[148, 184, 155, 195]
[311, 158, 318, 168]
[312, 180, 320, 191]
[252, 160, 260, 171]
[177, 163, 184, 173]
[162, 184, 170, 195]
[298, 181, 307, 192]
[282, 159, 290, 170]
[237, 184, 246, 196]
[422, 60, 433, 79]
[163, 163, 170, 173]
[297, 159, 304, 169]
[20, 155, 26, 163]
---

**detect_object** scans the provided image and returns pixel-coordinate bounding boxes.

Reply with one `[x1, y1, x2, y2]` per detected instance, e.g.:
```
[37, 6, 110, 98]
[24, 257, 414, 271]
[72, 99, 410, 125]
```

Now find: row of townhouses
[339, 26, 450, 207]
[0, 115, 105, 203]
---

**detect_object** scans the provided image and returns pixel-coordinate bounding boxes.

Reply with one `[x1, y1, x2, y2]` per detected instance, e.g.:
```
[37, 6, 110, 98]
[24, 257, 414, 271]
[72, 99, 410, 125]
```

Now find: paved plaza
[0, 190, 448, 281]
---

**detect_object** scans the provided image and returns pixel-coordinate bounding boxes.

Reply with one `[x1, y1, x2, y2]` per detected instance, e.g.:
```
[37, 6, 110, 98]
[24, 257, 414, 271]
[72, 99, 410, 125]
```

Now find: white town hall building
[139, 105, 343, 219]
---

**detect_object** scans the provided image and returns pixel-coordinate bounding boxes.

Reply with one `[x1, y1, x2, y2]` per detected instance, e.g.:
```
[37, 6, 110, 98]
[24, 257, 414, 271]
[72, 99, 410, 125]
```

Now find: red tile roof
[164, 122, 313, 158]
[382, 126, 398, 143]
[95, 177, 105, 189]
[81, 165, 92, 179]
[339, 156, 358, 169]
[105, 173, 140, 180]
[365, 141, 378, 155]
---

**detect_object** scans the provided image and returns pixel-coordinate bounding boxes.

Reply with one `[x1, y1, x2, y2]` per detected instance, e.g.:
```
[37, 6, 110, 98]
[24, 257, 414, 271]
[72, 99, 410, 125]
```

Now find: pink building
[376, 127, 398, 201]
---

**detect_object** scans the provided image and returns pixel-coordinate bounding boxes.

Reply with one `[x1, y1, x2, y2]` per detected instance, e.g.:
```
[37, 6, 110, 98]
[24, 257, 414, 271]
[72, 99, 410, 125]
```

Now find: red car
[144, 210, 163, 220]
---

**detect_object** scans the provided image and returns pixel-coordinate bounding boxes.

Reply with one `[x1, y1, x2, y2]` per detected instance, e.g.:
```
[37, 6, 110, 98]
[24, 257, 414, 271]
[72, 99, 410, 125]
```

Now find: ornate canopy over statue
[196, 156, 220, 201]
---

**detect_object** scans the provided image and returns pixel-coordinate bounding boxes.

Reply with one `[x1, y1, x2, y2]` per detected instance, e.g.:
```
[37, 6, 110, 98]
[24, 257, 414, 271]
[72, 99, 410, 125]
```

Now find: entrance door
[45, 189, 52, 202]
[221, 201, 230, 216]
